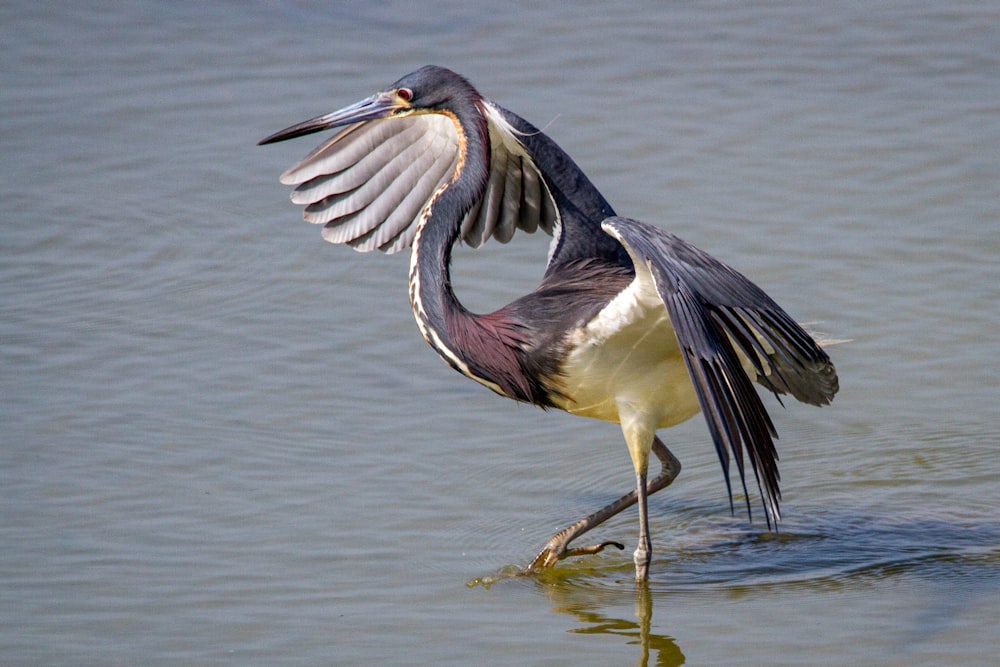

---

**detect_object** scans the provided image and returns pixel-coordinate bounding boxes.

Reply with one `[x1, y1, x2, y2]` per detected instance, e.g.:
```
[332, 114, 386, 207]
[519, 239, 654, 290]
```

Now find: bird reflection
[537, 578, 684, 667]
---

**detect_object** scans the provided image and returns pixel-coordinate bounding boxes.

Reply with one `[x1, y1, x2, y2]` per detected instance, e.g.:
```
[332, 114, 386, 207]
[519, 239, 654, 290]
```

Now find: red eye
[397, 87, 413, 102]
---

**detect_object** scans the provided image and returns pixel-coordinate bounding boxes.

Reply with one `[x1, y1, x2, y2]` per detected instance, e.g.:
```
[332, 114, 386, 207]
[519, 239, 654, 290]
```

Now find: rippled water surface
[3, 1, 998, 665]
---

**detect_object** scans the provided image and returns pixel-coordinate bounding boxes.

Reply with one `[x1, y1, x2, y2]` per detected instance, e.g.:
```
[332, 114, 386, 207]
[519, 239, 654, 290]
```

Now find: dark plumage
[259, 65, 838, 580]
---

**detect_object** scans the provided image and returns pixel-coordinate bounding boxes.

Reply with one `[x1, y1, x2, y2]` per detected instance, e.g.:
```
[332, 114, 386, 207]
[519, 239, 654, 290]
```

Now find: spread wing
[277, 106, 557, 254]
[603, 216, 839, 524]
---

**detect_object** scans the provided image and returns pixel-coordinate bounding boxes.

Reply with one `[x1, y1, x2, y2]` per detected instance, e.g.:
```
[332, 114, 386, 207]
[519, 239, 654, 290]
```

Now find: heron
[259, 65, 838, 581]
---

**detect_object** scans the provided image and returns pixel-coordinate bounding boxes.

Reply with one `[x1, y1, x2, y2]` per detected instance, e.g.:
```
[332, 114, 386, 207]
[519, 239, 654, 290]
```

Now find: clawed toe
[562, 540, 625, 559]
[521, 440, 679, 577]
[524, 539, 625, 574]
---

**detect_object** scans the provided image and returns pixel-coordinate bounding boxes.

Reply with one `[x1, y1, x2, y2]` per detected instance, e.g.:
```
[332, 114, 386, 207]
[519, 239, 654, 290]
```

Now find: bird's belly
[549, 292, 701, 429]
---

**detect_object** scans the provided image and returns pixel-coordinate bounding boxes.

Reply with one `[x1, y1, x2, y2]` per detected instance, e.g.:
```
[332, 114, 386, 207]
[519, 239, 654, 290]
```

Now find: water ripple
[476, 509, 1000, 597]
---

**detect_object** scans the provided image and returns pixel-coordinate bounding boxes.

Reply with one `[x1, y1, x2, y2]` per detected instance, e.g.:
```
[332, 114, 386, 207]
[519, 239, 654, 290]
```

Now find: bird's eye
[397, 88, 413, 102]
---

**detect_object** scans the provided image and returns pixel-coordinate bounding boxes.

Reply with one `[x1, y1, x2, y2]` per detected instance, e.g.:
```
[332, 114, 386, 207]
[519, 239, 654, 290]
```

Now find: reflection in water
[472, 510, 1000, 665]
[541, 579, 685, 667]
[471, 566, 685, 665]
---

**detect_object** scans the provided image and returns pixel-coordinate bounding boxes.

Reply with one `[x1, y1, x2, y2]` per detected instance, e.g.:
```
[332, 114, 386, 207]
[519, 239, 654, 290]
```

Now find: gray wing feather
[346, 139, 459, 252]
[517, 160, 542, 234]
[603, 216, 839, 524]
[287, 122, 427, 203]
[304, 130, 436, 225]
[495, 154, 524, 243]
[278, 108, 558, 255]
[465, 144, 508, 247]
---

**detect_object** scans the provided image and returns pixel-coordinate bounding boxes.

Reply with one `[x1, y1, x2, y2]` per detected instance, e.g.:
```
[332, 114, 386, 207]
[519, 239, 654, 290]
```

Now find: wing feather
[303, 129, 439, 225]
[318, 131, 448, 245]
[281, 119, 414, 185]
[516, 157, 542, 234]
[276, 103, 559, 255]
[464, 141, 508, 247]
[603, 216, 838, 524]
[289, 122, 428, 205]
[494, 154, 523, 243]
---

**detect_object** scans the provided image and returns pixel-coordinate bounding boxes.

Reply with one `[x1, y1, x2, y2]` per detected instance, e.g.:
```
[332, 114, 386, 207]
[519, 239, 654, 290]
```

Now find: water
[3, 1, 998, 664]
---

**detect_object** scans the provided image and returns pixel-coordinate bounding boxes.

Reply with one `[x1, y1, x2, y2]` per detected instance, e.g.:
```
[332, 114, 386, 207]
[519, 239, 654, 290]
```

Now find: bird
[258, 65, 838, 581]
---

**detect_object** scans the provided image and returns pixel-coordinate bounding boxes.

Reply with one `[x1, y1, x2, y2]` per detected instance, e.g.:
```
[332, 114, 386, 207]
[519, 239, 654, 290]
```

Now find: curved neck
[407, 109, 542, 404]
[407, 108, 486, 330]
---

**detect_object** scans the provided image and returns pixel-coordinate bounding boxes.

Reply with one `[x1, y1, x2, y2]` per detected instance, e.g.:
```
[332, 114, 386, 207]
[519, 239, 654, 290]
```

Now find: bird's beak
[258, 91, 406, 145]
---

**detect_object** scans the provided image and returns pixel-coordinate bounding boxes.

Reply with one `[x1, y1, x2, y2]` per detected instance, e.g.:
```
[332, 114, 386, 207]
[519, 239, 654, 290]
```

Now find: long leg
[633, 469, 651, 579]
[526, 436, 680, 572]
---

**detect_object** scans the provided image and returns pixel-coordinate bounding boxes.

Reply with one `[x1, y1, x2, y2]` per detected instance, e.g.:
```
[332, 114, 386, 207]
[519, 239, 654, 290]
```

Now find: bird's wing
[277, 111, 557, 254]
[602, 216, 838, 524]
[493, 106, 628, 270]
[460, 103, 559, 247]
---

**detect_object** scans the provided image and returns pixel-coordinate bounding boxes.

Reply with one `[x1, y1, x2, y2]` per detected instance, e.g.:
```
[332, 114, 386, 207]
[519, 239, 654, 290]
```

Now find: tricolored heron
[259, 65, 838, 581]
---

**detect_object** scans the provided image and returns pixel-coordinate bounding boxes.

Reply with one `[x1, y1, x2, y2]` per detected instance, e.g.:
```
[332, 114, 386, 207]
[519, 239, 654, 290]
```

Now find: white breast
[550, 262, 702, 429]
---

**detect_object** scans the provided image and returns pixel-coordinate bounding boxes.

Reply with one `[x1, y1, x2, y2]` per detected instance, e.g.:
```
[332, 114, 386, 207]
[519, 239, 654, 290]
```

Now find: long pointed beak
[257, 91, 404, 145]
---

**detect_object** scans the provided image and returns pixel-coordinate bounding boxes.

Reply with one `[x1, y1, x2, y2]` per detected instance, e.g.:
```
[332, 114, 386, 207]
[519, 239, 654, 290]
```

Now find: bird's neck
[407, 111, 543, 404]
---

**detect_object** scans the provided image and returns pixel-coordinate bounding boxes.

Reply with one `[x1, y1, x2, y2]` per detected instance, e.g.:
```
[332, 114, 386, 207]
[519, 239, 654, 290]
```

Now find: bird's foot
[524, 537, 625, 573]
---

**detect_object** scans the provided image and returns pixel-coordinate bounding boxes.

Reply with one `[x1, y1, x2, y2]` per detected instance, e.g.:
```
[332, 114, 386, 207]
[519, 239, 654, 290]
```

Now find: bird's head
[258, 65, 481, 146]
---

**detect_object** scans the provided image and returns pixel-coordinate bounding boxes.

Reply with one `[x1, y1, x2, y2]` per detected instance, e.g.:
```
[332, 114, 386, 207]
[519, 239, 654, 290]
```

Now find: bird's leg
[526, 436, 680, 572]
[633, 468, 651, 580]
[625, 414, 655, 582]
